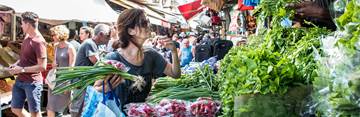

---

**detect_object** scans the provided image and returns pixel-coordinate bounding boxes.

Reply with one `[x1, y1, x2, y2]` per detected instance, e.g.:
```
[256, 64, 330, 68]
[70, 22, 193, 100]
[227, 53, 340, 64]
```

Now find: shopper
[47, 25, 76, 117]
[7, 11, 47, 117]
[93, 8, 181, 113]
[106, 25, 119, 52]
[70, 24, 111, 117]
[78, 26, 93, 43]
[68, 29, 81, 52]
[179, 39, 194, 67]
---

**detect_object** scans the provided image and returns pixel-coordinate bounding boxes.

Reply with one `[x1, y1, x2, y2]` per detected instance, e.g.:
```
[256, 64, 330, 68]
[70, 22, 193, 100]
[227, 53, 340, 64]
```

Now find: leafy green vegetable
[312, 1, 360, 116]
[218, 0, 331, 116]
[148, 65, 220, 103]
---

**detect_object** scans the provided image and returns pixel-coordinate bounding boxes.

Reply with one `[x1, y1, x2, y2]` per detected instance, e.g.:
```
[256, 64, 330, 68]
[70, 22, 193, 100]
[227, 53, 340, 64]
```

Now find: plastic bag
[312, 25, 360, 116]
[46, 69, 56, 90]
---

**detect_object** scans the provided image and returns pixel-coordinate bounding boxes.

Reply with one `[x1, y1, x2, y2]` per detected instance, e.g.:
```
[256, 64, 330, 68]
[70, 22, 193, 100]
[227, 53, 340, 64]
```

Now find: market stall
[0, 0, 359, 116]
[0, 0, 119, 115]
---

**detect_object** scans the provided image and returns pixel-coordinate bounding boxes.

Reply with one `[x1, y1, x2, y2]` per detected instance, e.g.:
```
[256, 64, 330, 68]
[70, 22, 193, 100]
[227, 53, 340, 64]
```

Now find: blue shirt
[180, 45, 193, 67]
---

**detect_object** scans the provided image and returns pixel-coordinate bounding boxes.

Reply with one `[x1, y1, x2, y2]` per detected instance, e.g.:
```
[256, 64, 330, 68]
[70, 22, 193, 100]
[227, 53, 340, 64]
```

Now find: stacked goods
[0, 47, 17, 66]
[126, 98, 221, 117]
[218, 0, 331, 116]
[313, 0, 360, 116]
[190, 97, 221, 117]
[126, 103, 156, 117]
[0, 79, 12, 92]
[155, 99, 188, 117]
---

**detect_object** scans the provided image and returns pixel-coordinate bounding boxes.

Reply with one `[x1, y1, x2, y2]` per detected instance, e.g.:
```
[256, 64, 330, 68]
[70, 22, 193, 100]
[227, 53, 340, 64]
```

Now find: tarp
[178, 0, 205, 21]
[110, 0, 173, 27]
[0, 0, 119, 24]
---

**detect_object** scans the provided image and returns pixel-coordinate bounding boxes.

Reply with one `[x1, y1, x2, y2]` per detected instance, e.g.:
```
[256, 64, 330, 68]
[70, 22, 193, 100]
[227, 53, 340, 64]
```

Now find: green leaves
[218, 0, 331, 116]
[149, 65, 220, 103]
[52, 61, 142, 95]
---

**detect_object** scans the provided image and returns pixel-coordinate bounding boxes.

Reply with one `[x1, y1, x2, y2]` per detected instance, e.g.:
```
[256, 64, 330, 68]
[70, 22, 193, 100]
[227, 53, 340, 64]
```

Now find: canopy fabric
[0, 0, 119, 24]
[110, 0, 173, 27]
[178, 0, 205, 21]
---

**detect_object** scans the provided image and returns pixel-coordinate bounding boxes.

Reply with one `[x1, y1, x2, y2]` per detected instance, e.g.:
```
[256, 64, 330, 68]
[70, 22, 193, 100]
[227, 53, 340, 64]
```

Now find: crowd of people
[144, 31, 224, 67]
[5, 8, 182, 117]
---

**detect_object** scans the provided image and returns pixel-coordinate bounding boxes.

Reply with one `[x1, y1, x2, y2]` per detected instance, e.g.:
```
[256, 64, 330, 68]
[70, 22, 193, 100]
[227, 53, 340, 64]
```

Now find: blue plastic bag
[81, 86, 102, 117]
[81, 81, 125, 117]
[94, 81, 124, 117]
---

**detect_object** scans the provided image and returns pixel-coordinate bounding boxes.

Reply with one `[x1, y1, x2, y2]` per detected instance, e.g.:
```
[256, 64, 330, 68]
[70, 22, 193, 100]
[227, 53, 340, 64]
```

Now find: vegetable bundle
[126, 98, 221, 117]
[126, 103, 156, 117]
[218, 0, 331, 116]
[312, 0, 360, 116]
[156, 99, 188, 117]
[148, 65, 220, 103]
[53, 60, 145, 95]
[190, 97, 221, 117]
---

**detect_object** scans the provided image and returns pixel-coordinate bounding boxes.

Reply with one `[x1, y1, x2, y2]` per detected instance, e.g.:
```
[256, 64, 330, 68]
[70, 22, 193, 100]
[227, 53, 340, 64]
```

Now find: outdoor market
[0, 0, 359, 117]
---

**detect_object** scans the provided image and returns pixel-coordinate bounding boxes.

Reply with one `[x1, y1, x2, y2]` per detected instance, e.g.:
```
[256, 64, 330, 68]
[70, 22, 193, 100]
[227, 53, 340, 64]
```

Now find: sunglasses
[140, 18, 150, 28]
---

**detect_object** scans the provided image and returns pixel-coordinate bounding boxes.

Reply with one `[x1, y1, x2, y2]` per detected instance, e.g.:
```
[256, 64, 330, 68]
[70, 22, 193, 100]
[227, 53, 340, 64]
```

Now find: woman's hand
[93, 74, 124, 93]
[286, 2, 330, 20]
[159, 38, 176, 52]
[52, 63, 58, 68]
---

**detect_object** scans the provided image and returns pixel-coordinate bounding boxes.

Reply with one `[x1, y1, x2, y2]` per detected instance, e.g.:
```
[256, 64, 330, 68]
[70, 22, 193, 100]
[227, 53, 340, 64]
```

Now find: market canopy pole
[10, 11, 15, 41]
[0, 0, 119, 24]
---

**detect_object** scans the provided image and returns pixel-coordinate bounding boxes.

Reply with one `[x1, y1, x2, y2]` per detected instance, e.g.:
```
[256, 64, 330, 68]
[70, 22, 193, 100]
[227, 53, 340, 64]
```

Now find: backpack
[213, 40, 233, 60]
[195, 43, 213, 62]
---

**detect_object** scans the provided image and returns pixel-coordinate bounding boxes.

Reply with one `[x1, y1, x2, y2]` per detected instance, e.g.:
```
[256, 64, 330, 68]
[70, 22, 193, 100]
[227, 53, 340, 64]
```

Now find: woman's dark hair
[80, 26, 93, 38]
[68, 29, 78, 40]
[116, 9, 149, 50]
[21, 12, 39, 28]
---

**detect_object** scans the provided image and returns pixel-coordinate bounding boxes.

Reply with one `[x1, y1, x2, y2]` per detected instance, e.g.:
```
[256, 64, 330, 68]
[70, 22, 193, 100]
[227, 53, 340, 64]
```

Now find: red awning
[178, 0, 204, 20]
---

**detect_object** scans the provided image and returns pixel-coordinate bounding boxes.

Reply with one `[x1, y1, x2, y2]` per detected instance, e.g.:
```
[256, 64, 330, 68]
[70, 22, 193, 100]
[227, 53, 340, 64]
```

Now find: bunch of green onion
[52, 60, 145, 95]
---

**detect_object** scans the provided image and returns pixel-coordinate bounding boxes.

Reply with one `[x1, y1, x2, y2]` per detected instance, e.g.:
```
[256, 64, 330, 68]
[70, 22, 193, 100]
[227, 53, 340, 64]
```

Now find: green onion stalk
[52, 60, 145, 95]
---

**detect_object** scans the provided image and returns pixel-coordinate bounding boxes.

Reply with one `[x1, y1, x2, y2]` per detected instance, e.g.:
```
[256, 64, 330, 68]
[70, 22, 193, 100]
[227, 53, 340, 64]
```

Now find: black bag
[195, 43, 213, 62]
[213, 40, 233, 60]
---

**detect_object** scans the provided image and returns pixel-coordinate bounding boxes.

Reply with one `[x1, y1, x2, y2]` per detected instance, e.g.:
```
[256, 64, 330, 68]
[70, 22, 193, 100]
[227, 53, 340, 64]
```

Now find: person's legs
[24, 81, 43, 117]
[10, 81, 30, 117]
[11, 108, 30, 117]
[47, 89, 67, 117]
[47, 110, 56, 117]
[69, 89, 84, 117]
[70, 112, 79, 117]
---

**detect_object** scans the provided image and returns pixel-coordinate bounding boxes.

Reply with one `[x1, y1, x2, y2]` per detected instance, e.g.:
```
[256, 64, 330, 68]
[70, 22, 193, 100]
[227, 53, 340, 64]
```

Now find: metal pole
[10, 11, 16, 41]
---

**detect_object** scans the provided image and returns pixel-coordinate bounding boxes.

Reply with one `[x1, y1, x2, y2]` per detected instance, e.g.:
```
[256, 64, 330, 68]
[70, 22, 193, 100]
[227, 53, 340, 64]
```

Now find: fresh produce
[53, 60, 145, 96]
[312, 1, 360, 116]
[190, 97, 221, 117]
[218, 0, 331, 116]
[149, 65, 219, 103]
[155, 99, 188, 117]
[336, 0, 360, 30]
[126, 103, 156, 117]
[148, 87, 219, 103]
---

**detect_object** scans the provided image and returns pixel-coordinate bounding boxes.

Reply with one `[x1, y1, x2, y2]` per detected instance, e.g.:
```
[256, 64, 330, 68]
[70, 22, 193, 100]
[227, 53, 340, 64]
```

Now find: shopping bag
[94, 80, 125, 117]
[81, 86, 102, 117]
[46, 69, 56, 90]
